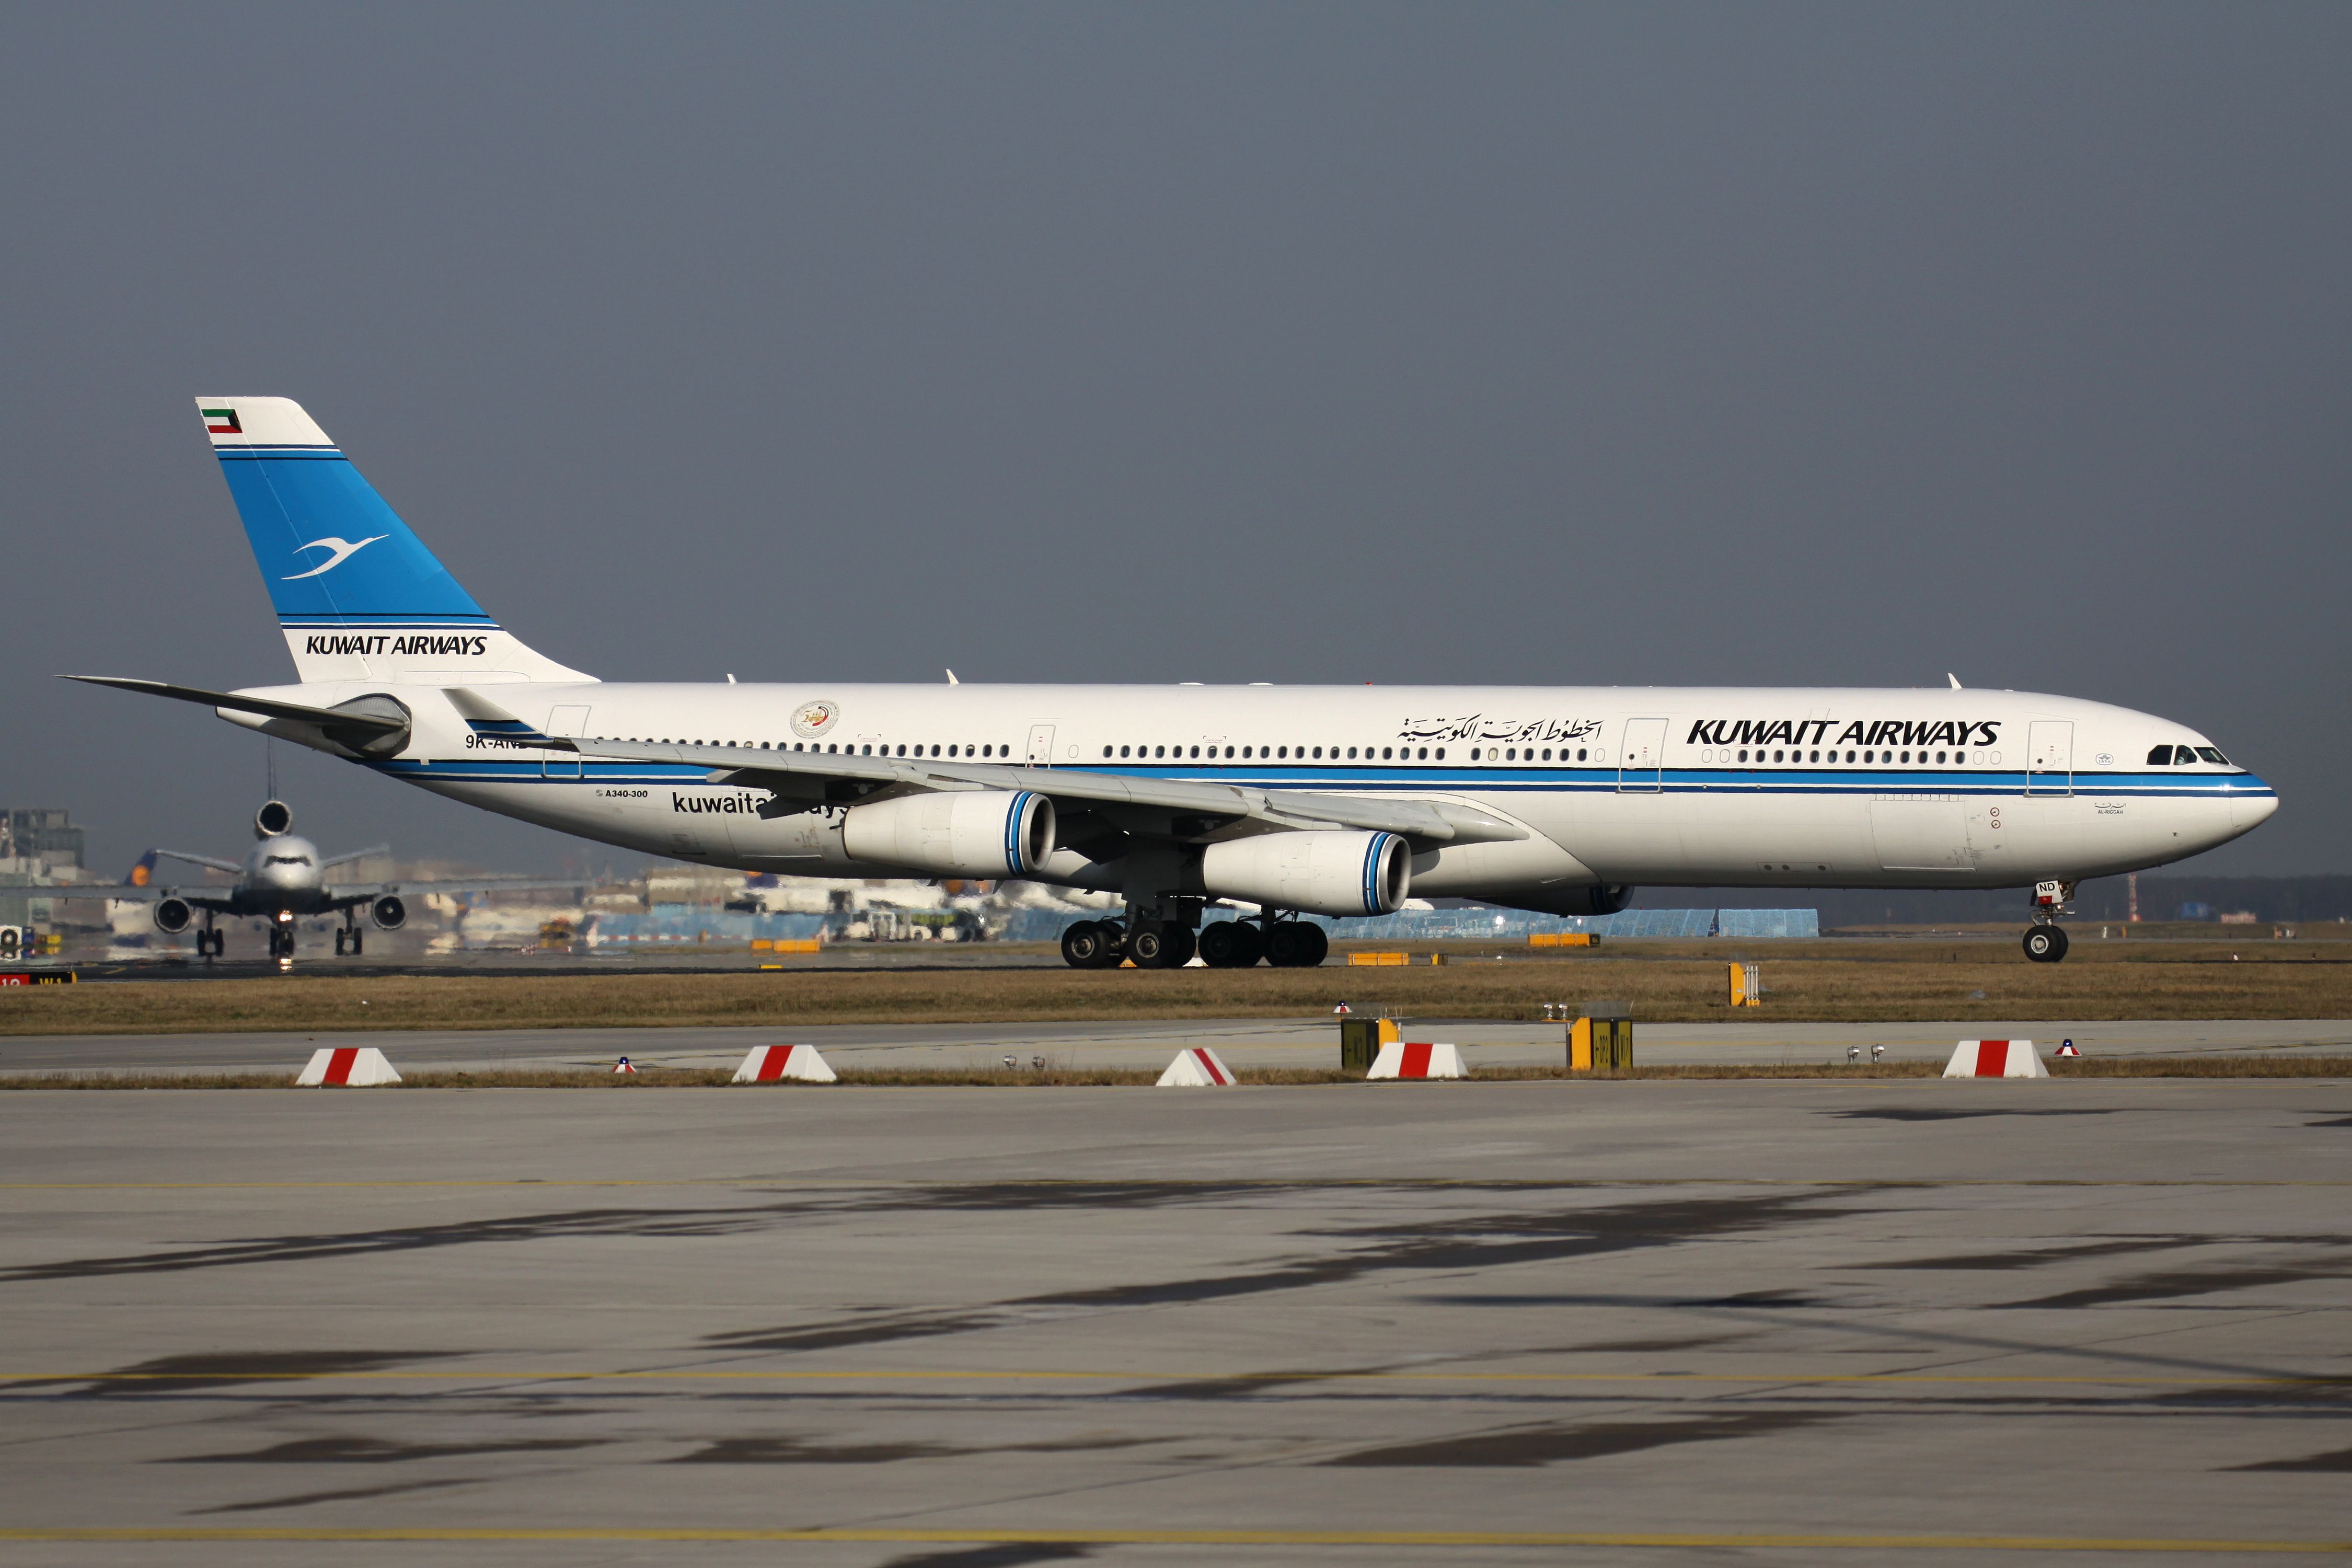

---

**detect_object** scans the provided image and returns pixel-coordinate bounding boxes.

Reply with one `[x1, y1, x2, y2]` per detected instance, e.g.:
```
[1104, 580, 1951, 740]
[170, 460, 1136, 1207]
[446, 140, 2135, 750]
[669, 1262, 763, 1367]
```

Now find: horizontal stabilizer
[64, 675, 412, 756]
[442, 687, 572, 750]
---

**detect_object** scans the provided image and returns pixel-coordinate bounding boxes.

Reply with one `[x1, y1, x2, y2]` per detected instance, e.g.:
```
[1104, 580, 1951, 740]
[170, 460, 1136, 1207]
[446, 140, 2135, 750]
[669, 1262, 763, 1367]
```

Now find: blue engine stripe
[1003, 791, 1034, 875]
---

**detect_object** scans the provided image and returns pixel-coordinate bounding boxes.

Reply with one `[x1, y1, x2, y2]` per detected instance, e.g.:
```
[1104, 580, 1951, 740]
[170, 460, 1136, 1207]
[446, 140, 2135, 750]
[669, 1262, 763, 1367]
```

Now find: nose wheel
[2022, 925, 2069, 963]
[2023, 879, 2074, 963]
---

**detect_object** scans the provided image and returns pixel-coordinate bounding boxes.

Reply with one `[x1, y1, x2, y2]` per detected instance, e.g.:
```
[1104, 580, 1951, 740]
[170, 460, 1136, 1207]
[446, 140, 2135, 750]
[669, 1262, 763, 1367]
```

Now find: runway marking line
[0, 1527, 2345, 1551]
[5, 1369, 2345, 1389]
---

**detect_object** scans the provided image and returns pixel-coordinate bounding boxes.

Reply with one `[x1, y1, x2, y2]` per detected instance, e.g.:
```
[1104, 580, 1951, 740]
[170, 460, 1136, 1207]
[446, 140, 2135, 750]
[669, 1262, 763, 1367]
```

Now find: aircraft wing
[575, 741, 1528, 849]
[324, 878, 588, 902]
[155, 848, 245, 875]
[16, 883, 234, 909]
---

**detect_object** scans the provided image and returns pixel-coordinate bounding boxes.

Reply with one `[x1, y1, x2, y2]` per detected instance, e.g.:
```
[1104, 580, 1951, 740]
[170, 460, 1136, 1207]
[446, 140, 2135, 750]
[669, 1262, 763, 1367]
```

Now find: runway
[2, 1017, 2347, 1077]
[1, 1077, 2347, 1562]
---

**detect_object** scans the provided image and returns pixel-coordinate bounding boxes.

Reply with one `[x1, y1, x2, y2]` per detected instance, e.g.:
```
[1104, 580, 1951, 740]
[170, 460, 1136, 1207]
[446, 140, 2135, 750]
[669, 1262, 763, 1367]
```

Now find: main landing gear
[1059, 909, 1329, 970]
[334, 923, 365, 957]
[196, 917, 223, 960]
[2022, 879, 2073, 963]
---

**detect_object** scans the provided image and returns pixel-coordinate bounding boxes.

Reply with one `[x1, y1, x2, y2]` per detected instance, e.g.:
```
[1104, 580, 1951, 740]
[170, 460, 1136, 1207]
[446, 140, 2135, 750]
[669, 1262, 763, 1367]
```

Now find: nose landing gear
[2023, 879, 2073, 963]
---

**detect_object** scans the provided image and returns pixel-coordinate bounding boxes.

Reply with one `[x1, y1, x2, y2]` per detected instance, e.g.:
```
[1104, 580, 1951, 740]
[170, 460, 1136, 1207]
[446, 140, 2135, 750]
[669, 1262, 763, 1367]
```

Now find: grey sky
[3, 4, 2345, 879]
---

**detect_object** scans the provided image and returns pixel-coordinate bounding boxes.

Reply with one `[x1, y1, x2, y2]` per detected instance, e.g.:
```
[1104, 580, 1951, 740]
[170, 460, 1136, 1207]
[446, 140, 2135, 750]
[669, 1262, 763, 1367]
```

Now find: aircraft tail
[125, 849, 157, 888]
[195, 398, 591, 686]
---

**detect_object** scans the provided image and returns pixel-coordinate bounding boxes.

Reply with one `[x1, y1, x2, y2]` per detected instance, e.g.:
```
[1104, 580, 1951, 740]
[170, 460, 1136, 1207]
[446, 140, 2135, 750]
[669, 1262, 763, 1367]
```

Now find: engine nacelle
[255, 800, 294, 838]
[1584, 883, 1635, 916]
[1201, 830, 1412, 918]
[841, 790, 1055, 878]
[154, 898, 193, 934]
[370, 895, 407, 931]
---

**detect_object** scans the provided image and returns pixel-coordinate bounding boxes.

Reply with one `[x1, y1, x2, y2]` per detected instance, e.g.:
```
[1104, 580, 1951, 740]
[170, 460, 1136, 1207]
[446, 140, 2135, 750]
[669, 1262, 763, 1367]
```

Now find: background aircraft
[32, 800, 574, 959]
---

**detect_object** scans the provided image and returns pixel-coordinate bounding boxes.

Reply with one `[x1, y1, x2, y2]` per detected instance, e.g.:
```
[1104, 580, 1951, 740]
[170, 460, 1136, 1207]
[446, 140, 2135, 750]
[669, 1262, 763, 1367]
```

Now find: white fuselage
[228, 679, 2276, 911]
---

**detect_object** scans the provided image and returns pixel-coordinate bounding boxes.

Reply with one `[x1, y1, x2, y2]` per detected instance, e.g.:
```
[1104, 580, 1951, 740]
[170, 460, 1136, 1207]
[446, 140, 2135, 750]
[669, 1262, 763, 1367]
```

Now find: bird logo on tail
[283, 535, 389, 580]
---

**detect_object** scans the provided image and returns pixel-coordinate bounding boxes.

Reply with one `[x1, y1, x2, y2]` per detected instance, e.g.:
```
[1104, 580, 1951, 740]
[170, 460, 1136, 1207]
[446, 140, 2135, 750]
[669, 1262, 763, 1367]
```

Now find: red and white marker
[295, 1046, 402, 1087]
[613, 1056, 639, 1075]
[1155, 1046, 1236, 1087]
[1942, 1040, 2047, 1079]
[2056, 1041, 2080, 1058]
[732, 1044, 837, 1083]
[1367, 1041, 1466, 1080]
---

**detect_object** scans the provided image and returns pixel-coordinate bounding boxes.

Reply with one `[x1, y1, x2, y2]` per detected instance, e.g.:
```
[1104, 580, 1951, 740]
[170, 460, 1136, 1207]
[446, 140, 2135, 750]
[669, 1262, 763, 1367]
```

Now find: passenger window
[1276, 746, 1286, 759]
[1738, 749, 1749, 763]
[1435, 748, 1445, 760]
[1226, 746, 1235, 758]
[2196, 747, 2227, 765]
[1954, 751, 1965, 764]
[1119, 745, 1129, 757]
[1577, 748, 1587, 762]
[1346, 747, 1357, 759]
[1417, 747, 1428, 760]
[1382, 747, 1393, 759]
[1846, 751, 1855, 762]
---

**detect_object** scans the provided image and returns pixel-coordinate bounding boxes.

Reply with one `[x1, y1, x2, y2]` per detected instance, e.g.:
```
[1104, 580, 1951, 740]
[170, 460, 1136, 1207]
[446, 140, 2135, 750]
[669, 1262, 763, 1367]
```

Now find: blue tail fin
[197, 398, 590, 685]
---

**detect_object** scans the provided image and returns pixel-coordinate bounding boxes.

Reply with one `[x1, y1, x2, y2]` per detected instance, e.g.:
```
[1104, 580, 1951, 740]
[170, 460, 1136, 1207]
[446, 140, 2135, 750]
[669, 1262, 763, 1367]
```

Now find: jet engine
[154, 898, 193, 934]
[255, 800, 294, 838]
[841, 790, 1056, 878]
[370, 895, 407, 930]
[1200, 830, 1412, 918]
[1584, 884, 1635, 916]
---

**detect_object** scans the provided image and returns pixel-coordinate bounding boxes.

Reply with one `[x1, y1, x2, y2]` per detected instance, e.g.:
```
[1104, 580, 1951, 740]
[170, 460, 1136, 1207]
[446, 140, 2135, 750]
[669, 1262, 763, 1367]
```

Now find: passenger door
[1617, 718, 1667, 792]
[2026, 720, 2073, 797]
[543, 705, 591, 779]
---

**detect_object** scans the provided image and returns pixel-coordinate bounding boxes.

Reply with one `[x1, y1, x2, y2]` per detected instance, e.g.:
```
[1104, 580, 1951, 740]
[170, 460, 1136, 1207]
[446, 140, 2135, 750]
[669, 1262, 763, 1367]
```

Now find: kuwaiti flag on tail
[200, 406, 242, 435]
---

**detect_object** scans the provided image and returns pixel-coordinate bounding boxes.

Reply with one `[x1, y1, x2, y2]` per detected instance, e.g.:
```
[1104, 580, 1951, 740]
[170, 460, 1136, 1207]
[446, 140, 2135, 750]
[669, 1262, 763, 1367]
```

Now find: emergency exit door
[2026, 720, 2073, 797]
[1026, 724, 1056, 767]
[1617, 718, 1667, 792]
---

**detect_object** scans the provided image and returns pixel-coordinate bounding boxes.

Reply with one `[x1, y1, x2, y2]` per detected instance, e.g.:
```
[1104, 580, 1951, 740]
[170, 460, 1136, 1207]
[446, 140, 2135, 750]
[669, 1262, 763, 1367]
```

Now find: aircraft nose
[2232, 778, 2279, 833]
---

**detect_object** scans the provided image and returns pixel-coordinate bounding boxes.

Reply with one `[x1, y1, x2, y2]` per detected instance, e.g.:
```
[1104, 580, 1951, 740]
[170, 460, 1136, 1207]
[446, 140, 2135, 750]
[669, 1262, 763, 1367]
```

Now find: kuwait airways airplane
[70, 397, 2277, 969]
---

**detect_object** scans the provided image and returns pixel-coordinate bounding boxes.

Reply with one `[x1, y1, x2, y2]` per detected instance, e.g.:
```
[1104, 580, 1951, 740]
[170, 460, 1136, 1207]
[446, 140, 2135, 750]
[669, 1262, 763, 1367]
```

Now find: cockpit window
[265, 855, 313, 866]
[2174, 745, 2199, 765]
[2196, 746, 2229, 765]
[2147, 745, 2173, 766]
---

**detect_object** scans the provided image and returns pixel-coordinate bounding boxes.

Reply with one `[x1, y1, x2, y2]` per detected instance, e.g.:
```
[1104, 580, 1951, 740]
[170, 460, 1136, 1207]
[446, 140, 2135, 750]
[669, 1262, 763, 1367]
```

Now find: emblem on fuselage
[791, 700, 840, 740]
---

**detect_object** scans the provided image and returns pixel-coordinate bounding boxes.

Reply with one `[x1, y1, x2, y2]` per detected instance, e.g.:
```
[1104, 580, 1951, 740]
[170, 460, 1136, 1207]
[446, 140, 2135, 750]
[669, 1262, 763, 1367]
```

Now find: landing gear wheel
[1266, 920, 1328, 967]
[1129, 921, 1194, 969]
[1062, 920, 1119, 969]
[349, 928, 362, 956]
[335, 930, 347, 956]
[1199, 921, 1264, 968]
[2023, 925, 2069, 963]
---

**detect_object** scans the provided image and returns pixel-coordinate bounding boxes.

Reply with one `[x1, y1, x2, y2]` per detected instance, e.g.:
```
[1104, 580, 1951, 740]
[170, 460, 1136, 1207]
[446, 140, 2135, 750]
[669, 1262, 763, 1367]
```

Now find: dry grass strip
[4, 943, 2350, 1037]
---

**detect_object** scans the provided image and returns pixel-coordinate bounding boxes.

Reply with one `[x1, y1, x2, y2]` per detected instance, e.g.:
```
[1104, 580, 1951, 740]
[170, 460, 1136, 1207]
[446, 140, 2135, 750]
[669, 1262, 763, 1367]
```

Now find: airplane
[29, 798, 573, 959]
[62, 396, 2277, 969]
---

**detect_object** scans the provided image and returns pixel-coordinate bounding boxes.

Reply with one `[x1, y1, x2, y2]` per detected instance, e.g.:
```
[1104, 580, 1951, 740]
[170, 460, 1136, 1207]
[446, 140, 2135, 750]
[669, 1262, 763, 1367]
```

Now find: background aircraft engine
[1201, 830, 1412, 918]
[255, 800, 293, 838]
[153, 898, 193, 934]
[370, 895, 407, 930]
[841, 790, 1056, 878]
